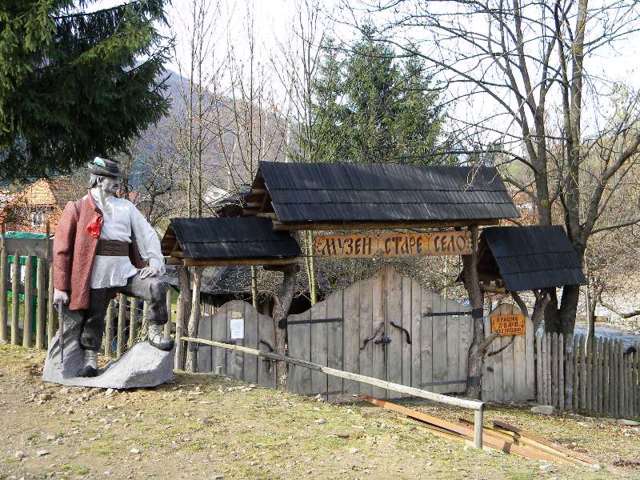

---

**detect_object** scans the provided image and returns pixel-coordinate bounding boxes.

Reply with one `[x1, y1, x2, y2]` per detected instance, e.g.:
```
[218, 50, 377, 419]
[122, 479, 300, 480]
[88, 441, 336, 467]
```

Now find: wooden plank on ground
[342, 281, 360, 394]
[326, 289, 344, 399]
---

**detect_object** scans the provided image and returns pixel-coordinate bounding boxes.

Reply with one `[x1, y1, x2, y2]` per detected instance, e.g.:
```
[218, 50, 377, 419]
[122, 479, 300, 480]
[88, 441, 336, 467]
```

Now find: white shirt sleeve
[129, 202, 165, 274]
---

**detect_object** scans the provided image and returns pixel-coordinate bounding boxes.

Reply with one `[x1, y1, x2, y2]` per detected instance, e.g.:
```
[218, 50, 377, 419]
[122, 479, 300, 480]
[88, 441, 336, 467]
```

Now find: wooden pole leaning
[179, 335, 485, 448]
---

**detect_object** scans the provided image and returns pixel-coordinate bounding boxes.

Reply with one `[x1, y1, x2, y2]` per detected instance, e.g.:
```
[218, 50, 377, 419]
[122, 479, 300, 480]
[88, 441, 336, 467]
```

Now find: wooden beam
[252, 212, 277, 219]
[179, 335, 485, 411]
[272, 220, 500, 231]
[181, 258, 299, 267]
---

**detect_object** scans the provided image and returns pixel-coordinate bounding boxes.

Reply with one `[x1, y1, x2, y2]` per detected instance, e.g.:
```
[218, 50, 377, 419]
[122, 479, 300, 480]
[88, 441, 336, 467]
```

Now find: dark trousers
[80, 273, 168, 351]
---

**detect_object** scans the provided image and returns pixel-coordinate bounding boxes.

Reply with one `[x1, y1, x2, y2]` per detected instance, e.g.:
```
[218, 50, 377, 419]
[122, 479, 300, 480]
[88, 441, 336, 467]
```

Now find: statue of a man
[52, 157, 173, 377]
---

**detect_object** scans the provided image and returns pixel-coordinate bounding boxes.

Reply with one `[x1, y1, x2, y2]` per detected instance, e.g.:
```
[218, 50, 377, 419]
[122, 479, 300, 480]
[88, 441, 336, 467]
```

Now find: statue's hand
[53, 289, 69, 306]
[139, 266, 160, 279]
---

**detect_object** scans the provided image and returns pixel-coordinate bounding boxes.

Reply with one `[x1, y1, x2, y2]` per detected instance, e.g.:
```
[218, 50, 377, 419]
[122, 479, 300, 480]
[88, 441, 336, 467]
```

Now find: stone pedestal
[42, 307, 174, 389]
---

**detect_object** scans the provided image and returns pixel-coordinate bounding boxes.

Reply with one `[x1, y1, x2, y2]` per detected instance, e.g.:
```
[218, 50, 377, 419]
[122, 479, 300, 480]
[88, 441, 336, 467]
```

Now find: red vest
[52, 193, 144, 311]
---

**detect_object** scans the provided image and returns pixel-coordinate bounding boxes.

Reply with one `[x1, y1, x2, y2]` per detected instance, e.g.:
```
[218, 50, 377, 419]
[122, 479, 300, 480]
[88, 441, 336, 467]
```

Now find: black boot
[148, 324, 174, 351]
[78, 350, 98, 377]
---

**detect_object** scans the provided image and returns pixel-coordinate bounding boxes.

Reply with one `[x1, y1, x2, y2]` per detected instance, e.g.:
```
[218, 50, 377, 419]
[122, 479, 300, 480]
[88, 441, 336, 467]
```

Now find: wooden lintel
[254, 212, 277, 219]
[272, 220, 498, 231]
[181, 257, 299, 267]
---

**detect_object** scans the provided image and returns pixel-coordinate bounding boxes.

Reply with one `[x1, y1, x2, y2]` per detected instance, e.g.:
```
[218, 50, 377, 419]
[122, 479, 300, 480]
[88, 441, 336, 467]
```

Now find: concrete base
[42, 307, 174, 389]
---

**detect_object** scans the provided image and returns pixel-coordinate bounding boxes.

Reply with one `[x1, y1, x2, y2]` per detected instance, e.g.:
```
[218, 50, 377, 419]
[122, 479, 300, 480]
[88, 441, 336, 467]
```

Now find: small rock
[105, 388, 115, 396]
[213, 476, 224, 480]
[349, 448, 359, 454]
[531, 405, 555, 415]
[14, 451, 26, 460]
[315, 418, 327, 425]
[36, 449, 49, 457]
[617, 419, 640, 426]
[539, 463, 554, 472]
[104, 471, 112, 476]
[129, 448, 141, 454]
[45, 434, 56, 441]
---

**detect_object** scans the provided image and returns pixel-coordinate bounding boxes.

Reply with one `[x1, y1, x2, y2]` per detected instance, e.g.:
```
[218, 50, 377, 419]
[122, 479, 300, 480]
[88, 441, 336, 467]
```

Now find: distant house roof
[161, 217, 301, 265]
[245, 161, 518, 228]
[477, 225, 586, 291]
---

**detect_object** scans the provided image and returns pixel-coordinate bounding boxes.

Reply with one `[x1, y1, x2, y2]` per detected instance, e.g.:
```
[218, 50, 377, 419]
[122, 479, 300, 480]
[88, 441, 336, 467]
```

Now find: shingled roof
[477, 225, 586, 291]
[244, 161, 518, 228]
[161, 217, 301, 265]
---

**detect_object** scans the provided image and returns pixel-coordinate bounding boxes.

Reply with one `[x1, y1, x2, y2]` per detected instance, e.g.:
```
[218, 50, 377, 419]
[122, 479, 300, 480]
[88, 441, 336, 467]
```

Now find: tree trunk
[271, 265, 298, 389]
[174, 265, 192, 370]
[463, 226, 486, 399]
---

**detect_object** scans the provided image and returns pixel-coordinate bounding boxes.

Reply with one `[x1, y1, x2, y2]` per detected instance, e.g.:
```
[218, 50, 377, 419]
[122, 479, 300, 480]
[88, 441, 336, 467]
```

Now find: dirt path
[1, 344, 639, 479]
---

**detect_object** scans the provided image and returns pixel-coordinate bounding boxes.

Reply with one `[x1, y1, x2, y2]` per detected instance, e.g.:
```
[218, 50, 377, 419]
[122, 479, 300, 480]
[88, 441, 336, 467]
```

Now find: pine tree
[300, 32, 445, 165]
[0, 0, 171, 180]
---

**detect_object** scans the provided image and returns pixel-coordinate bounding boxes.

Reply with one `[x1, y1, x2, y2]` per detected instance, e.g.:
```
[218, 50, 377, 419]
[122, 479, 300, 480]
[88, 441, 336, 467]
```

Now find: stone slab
[42, 306, 174, 389]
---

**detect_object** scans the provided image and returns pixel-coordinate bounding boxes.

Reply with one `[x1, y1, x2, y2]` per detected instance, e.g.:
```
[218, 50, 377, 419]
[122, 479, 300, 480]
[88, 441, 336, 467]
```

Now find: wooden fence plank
[196, 304, 212, 373]
[371, 270, 386, 398]
[400, 276, 412, 394]
[116, 294, 126, 358]
[342, 281, 360, 394]
[359, 278, 374, 396]
[288, 307, 311, 394]
[619, 341, 625, 417]
[579, 339, 586, 412]
[551, 333, 558, 408]
[514, 327, 527, 401]
[420, 288, 433, 394]
[445, 306, 460, 395]
[47, 262, 55, 346]
[310, 297, 329, 396]
[212, 304, 228, 377]
[410, 280, 421, 390]
[35, 258, 46, 349]
[564, 335, 573, 410]
[10, 252, 19, 345]
[0, 235, 7, 344]
[164, 290, 172, 337]
[257, 305, 276, 389]
[22, 256, 33, 348]
[128, 299, 138, 347]
[558, 333, 564, 411]
[536, 335, 543, 404]
[598, 338, 604, 414]
[104, 301, 114, 357]
[586, 338, 593, 414]
[386, 269, 403, 395]
[503, 334, 515, 402]
[525, 309, 535, 399]
[243, 302, 258, 384]
[326, 289, 343, 399]
[604, 339, 610, 416]
[482, 310, 494, 402]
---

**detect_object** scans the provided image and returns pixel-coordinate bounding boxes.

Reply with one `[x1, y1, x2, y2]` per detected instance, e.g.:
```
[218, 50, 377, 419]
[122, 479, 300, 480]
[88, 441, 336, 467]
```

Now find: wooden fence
[536, 333, 640, 418]
[0, 235, 169, 358]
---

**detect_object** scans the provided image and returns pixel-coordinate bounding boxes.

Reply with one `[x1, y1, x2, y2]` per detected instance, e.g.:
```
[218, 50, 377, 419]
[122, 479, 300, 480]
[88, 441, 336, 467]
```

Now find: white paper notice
[230, 318, 244, 340]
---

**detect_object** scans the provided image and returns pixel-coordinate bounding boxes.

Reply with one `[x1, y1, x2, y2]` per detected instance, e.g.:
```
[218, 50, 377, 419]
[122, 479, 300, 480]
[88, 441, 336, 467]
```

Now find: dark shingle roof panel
[258, 162, 519, 223]
[163, 217, 301, 260]
[481, 225, 586, 291]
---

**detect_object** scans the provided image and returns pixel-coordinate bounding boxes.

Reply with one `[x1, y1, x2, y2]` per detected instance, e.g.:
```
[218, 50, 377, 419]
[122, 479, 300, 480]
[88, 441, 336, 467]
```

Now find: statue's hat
[88, 157, 121, 178]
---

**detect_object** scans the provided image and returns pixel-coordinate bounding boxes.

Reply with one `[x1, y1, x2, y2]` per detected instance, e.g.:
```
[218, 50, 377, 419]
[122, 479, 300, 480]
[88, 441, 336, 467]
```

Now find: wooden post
[174, 265, 191, 370]
[117, 294, 126, 358]
[461, 225, 485, 400]
[10, 251, 19, 345]
[128, 298, 138, 347]
[164, 289, 172, 337]
[0, 224, 7, 344]
[35, 257, 46, 349]
[185, 267, 203, 372]
[474, 405, 484, 449]
[22, 255, 33, 348]
[104, 301, 114, 357]
[271, 264, 298, 389]
[46, 261, 55, 346]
